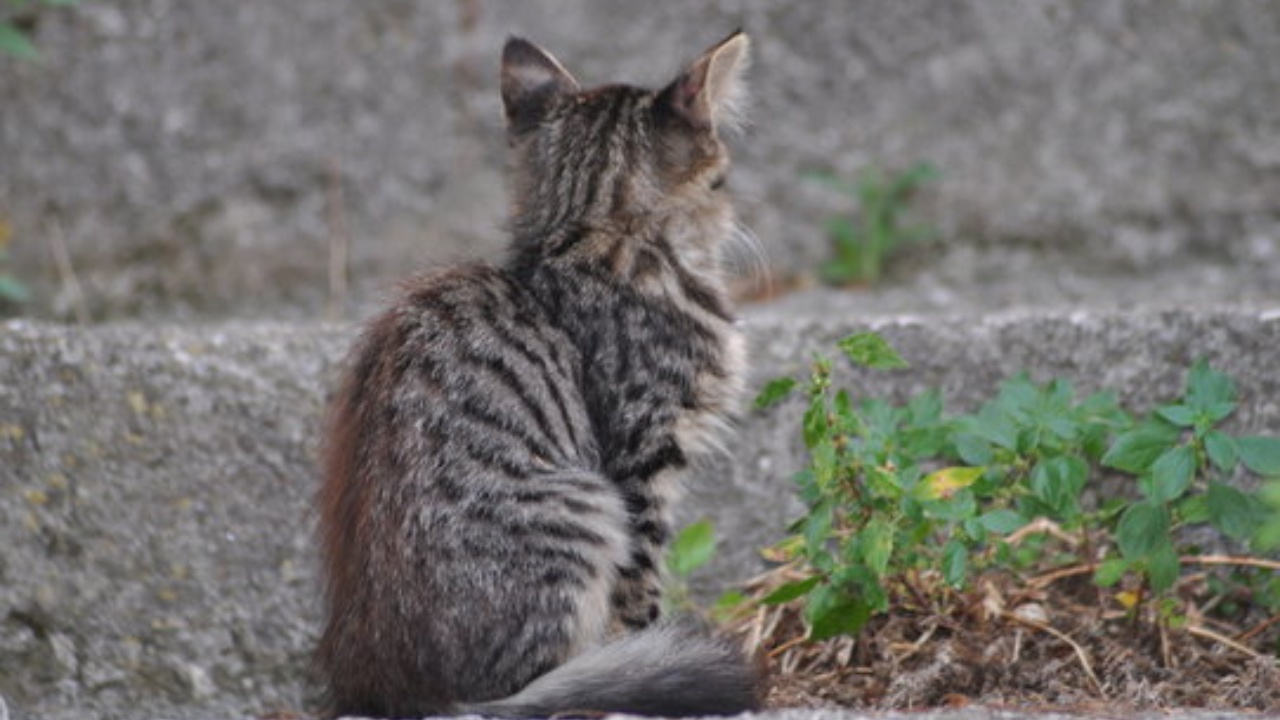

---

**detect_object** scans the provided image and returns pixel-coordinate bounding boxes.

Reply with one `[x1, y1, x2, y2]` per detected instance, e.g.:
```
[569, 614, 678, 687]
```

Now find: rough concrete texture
[2, 304, 1278, 719]
[1, 0, 1278, 320]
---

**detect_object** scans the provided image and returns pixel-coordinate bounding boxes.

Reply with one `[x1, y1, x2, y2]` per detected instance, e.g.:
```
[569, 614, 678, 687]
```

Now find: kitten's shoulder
[385, 263, 525, 319]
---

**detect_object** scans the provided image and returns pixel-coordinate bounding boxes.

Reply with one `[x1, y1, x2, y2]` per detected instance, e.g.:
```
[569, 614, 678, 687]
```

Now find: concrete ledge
[2, 303, 1278, 719]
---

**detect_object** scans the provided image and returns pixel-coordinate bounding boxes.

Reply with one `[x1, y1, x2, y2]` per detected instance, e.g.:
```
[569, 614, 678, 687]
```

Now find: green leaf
[906, 389, 943, 426]
[859, 517, 895, 577]
[1155, 404, 1197, 428]
[1237, 436, 1280, 477]
[1116, 501, 1170, 560]
[803, 500, 834, 560]
[1202, 401, 1238, 424]
[668, 519, 716, 577]
[942, 538, 968, 587]
[805, 583, 871, 640]
[0, 276, 30, 303]
[1102, 420, 1180, 474]
[1029, 456, 1088, 517]
[761, 576, 822, 605]
[802, 395, 828, 450]
[0, 24, 39, 61]
[810, 439, 838, 491]
[837, 332, 908, 370]
[922, 488, 977, 522]
[1186, 359, 1236, 411]
[1207, 480, 1265, 541]
[754, 376, 797, 409]
[1093, 557, 1129, 587]
[1203, 430, 1238, 474]
[1146, 542, 1181, 593]
[1256, 480, 1280, 551]
[710, 590, 749, 622]
[1148, 444, 1195, 503]
[916, 466, 986, 501]
[978, 509, 1025, 535]
[1176, 493, 1210, 525]
[953, 432, 993, 466]
[971, 405, 1019, 451]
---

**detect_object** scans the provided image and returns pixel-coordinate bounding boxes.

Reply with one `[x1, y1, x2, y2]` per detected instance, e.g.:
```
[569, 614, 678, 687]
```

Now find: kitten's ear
[657, 30, 751, 132]
[501, 37, 580, 135]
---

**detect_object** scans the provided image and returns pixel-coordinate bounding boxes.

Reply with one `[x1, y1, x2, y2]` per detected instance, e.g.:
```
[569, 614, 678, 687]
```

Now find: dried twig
[1006, 518, 1080, 547]
[769, 633, 809, 660]
[1026, 563, 1097, 589]
[48, 220, 89, 324]
[1029, 554, 1280, 591]
[1181, 555, 1280, 573]
[1238, 614, 1280, 643]
[1001, 611, 1103, 696]
[1186, 623, 1267, 660]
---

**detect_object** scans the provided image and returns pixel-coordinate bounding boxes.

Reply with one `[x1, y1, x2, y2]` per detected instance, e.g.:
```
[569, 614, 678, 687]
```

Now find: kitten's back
[316, 32, 758, 718]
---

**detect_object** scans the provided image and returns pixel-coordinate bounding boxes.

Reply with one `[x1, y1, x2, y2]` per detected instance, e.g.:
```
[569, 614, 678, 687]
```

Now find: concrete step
[1, 302, 1277, 719]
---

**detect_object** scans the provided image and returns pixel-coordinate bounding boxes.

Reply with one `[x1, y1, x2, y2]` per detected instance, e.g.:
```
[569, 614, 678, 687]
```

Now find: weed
[1, 0, 82, 61]
[750, 332, 1280, 640]
[0, 216, 30, 308]
[806, 163, 937, 287]
[665, 518, 717, 613]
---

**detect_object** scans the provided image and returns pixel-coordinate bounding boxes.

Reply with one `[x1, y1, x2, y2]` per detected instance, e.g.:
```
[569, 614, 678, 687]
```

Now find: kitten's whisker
[724, 221, 772, 298]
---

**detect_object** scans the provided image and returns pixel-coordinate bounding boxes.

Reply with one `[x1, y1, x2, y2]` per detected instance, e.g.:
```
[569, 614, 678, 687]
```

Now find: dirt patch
[729, 566, 1280, 714]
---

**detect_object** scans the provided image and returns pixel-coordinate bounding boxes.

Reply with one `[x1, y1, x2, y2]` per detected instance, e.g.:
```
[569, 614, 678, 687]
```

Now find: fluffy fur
[316, 31, 758, 718]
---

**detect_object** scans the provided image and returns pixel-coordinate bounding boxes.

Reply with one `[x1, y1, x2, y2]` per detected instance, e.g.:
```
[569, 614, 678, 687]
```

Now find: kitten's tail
[457, 621, 762, 718]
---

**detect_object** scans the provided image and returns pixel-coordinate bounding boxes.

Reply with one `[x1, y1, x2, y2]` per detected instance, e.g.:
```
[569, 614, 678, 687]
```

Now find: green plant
[665, 517, 718, 613]
[806, 163, 938, 287]
[1, 0, 81, 60]
[0, 217, 30, 306]
[754, 332, 1280, 640]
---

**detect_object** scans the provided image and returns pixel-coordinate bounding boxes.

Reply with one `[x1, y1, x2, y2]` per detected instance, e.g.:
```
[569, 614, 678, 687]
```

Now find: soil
[727, 563, 1280, 715]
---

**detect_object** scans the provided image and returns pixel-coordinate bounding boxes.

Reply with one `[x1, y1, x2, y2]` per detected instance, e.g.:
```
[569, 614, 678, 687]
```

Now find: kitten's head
[501, 32, 750, 266]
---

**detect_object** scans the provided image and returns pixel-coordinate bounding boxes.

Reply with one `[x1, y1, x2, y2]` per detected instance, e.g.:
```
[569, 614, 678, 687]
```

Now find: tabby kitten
[317, 31, 757, 718]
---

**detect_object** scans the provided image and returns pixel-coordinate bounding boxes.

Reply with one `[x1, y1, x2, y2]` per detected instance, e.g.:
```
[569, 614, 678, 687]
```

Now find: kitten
[316, 31, 758, 718]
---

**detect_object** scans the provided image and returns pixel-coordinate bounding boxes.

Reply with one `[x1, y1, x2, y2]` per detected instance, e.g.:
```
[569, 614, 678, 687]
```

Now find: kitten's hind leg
[609, 465, 683, 630]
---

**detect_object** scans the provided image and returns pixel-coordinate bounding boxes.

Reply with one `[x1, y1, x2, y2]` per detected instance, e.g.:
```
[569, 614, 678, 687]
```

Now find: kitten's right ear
[656, 30, 751, 133]
[501, 37, 580, 135]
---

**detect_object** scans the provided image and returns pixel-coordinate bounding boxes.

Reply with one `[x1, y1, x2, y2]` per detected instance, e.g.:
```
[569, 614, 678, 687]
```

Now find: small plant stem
[1005, 518, 1080, 551]
[1158, 618, 1173, 668]
[1026, 563, 1096, 589]
[1180, 555, 1280, 573]
[1001, 611, 1103, 696]
[770, 633, 809, 659]
[1185, 623, 1266, 660]
[890, 621, 938, 663]
[1237, 614, 1280, 643]
[49, 220, 89, 325]
[1028, 555, 1280, 591]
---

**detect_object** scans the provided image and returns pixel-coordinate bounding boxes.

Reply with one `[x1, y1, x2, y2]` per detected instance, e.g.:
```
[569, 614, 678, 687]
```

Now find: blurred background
[3, 4, 1280, 718]
[1, 0, 1277, 324]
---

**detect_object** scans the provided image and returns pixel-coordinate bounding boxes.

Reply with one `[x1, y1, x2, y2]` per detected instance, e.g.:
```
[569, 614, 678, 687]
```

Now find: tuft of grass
[806, 163, 938, 287]
[0, 216, 30, 307]
[1, 0, 83, 61]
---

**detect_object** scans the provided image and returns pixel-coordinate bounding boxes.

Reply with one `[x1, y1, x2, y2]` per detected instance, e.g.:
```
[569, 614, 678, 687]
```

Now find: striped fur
[316, 32, 756, 718]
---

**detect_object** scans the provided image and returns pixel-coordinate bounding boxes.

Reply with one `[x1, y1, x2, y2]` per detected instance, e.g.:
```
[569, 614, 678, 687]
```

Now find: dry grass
[726, 563, 1280, 713]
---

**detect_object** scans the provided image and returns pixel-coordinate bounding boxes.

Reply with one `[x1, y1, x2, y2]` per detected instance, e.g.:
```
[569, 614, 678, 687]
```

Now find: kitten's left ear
[502, 37, 581, 135]
[657, 30, 751, 132]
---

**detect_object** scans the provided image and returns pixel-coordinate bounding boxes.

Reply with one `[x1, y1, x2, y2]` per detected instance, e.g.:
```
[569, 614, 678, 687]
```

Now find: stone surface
[2, 304, 1278, 719]
[1, 0, 1277, 321]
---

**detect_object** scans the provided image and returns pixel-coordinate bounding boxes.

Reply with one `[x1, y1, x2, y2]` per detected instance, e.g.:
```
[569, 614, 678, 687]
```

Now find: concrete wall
[1, 0, 1277, 321]
[3, 306, 1279, 719]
